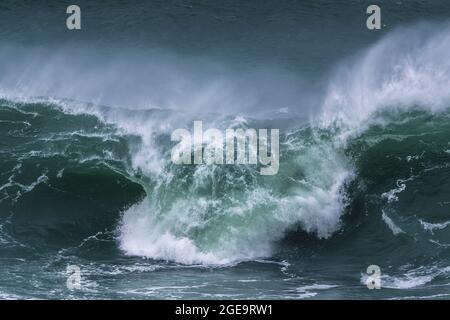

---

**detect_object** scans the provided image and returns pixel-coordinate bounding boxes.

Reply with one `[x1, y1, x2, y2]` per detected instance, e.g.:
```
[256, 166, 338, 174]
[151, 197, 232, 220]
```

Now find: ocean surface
[1, 0, 450, 299]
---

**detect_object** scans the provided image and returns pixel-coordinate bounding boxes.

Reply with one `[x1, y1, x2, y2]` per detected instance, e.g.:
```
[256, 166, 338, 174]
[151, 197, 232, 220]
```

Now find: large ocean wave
[0, 23, 450, 298]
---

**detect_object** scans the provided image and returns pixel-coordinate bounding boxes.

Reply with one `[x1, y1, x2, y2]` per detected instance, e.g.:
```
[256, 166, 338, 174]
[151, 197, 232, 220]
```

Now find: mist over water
[320, 22, 450, 131]
[0, 44, 318, 118]
[1, 1, 450, 299]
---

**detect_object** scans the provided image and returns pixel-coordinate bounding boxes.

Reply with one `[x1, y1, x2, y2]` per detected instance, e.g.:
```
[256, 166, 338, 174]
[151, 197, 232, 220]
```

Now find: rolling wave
[1, 21, 450, 299]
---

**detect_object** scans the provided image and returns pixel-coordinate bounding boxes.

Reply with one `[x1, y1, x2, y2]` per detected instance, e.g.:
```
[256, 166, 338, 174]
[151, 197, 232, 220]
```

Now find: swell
[0, 22, 450, 269]
[0, 100, 145, 249]
[1, 99, 449, 269]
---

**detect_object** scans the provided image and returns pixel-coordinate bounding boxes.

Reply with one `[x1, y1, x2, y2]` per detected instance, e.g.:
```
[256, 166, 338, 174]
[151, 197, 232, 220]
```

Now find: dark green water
[0, 1, 450, 299]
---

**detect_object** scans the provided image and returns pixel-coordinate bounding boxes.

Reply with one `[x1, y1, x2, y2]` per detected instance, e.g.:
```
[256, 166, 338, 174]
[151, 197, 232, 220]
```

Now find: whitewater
[1, 19, 450, 299]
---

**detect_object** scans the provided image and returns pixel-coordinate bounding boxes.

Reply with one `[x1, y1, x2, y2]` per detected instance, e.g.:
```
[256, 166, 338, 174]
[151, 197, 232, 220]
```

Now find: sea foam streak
[118, 132, 352, 264]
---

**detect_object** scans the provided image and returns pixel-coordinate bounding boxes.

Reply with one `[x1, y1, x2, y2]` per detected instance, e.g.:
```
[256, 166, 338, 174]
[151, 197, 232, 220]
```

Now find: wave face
[1, 18, 450, 298]
[120, 23, 450, 267]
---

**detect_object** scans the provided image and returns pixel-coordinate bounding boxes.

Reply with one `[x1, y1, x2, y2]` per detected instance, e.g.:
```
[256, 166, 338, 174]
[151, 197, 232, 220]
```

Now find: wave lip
[319, 22, 450, 142]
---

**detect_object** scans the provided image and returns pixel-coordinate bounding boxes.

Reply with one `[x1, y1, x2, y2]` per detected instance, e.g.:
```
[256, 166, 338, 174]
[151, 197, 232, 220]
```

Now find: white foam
[381, 210, 405, 236]
[420, 219, 450, 234]
[381, 176, 415, 203]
